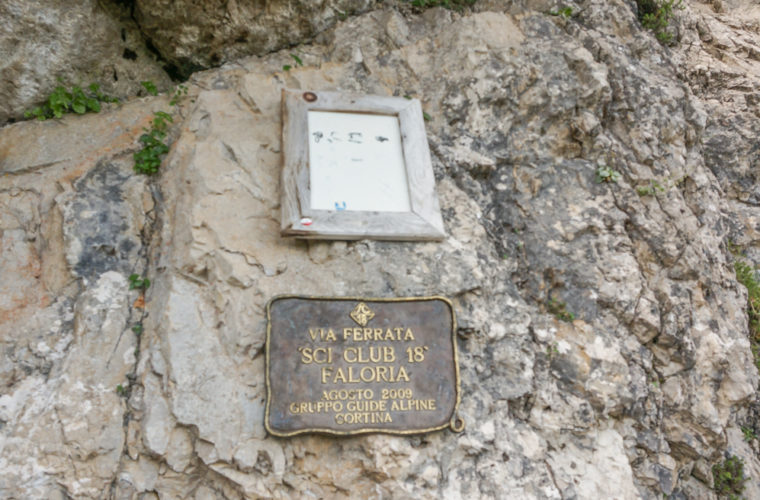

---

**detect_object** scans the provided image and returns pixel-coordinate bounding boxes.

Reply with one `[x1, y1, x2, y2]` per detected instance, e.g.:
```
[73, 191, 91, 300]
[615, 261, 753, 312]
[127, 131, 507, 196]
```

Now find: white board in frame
[280, 89, 445, 241]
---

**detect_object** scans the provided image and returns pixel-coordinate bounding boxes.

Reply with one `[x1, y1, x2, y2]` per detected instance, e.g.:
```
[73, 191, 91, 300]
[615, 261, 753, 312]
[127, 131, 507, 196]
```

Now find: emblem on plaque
[350, 302, 375, 326]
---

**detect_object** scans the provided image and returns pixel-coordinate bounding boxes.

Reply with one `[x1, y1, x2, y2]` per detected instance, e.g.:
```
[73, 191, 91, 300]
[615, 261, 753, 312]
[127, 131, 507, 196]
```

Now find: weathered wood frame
[280, 89, 445, 240]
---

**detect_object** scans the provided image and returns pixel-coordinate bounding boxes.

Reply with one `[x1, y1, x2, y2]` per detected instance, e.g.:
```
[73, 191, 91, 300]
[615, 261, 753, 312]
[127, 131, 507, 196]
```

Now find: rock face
[2, 1, 760, 499]
[0, 0, 378, 123]
[0, 0, 172, 123]
[133, 0, 378, 74]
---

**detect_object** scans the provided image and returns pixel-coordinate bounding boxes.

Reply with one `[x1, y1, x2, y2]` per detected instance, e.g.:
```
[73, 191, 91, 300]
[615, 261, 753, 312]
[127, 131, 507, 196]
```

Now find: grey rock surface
[133, 0, 378, 74]
[0, 0, 172, 124]
[1, 1, 760, 498]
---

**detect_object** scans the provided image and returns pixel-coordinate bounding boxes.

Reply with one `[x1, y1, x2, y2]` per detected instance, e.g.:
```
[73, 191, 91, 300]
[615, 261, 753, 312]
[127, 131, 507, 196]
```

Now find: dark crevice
[104, 0, 193, 82]
[141, 37, 201, 82]
[110, 0, 136, 15]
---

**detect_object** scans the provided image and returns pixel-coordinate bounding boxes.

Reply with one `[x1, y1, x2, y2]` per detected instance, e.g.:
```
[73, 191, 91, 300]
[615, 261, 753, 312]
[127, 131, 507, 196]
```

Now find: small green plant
[128, 274, 151, 290]
[116, 384, 127, 397]
[169, 84, 188, 106]
[734, 260, 760, 373]
[547, 342, 559, 358]
[133, 111, 172, 175]
[637, 0, 684, 44]
[548, 298, 575, 322]
[712, 455, 748, 499]
[90, 84, 119, 104]
[132, 324, 143, 336]
[283, 53, 304, 71]
[423, 111, 432, 122]
[24, 82, 117, 120]
[595, 166, 621, 183]
[636, 179, 666, 196]
[141, 81, 159, 96]
[734, 261, 760, 338]
[728, 240, 745, 257]
[549, 6, 573, 17]
[741, 426, 757, 442]
[133, 84, 187, 175]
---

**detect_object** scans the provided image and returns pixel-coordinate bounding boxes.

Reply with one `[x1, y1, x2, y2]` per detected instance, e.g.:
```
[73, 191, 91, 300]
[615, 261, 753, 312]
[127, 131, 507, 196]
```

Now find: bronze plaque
[265, 296, 463, 436]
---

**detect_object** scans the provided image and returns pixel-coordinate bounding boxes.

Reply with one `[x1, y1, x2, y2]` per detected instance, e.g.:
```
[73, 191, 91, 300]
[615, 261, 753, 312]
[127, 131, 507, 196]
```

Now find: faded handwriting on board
[311, 131, 392, 145]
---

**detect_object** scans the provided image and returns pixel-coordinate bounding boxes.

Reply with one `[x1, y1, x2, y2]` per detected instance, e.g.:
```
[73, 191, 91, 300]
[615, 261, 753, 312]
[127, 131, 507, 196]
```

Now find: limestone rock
[2, 1, 760, 499]
[675, 0, 760, 205]
[0, 0, 171, 123]
[0, 272, 133, 497]
[0, 98, 156, 497]
[133, 0, 378, 74]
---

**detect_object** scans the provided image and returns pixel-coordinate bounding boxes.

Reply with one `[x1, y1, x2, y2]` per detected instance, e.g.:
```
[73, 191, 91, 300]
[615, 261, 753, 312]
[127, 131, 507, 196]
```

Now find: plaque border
[264, 295, 463, 437]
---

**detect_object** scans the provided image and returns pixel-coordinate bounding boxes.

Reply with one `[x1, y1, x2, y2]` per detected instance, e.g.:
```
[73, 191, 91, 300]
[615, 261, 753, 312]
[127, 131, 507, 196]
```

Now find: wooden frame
[280, 89, 445, 241]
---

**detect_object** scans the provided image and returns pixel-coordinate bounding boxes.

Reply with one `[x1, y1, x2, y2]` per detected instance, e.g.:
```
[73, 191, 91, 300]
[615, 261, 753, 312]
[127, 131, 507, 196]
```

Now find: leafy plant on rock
[735, 261, 760, 336]
[549, 6, 573, 18]
[128, 273, 151, 290]
[595, 166, 621, 183]
[636, 0, 684, 44]
[548, 298, 575, 322]
[712, 455, 748, 499]
[636, 179, 666, 196]
[547, 342, 560, 358]
[24, 82, 118, 120]
[141, 81, 159, 96]
[283, 53, 304, 71]
[133, 83, 188, 175]
[741, 426, 757, 442]
[134, 111, 172, 175]
[734, 260, 760, 372]
[169, 84, 188, 106]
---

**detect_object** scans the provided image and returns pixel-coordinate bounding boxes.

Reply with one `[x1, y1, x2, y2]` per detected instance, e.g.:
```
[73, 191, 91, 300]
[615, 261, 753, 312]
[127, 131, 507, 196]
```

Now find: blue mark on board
[335, 201, 347, 211]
